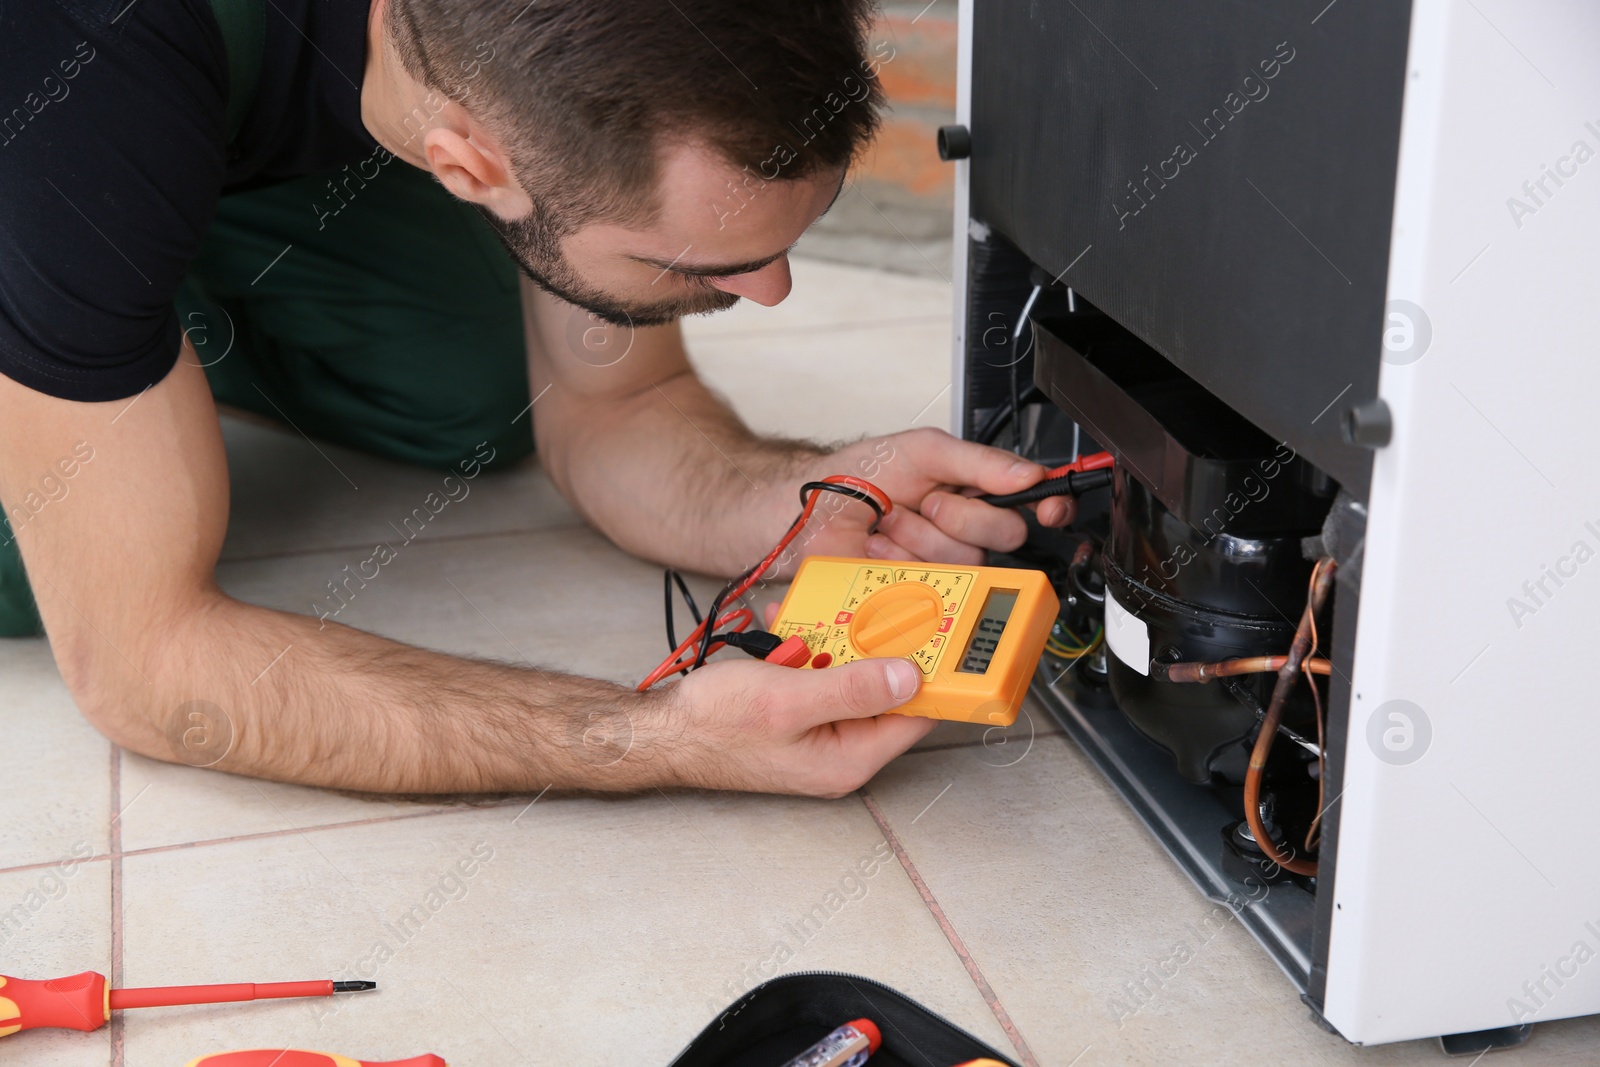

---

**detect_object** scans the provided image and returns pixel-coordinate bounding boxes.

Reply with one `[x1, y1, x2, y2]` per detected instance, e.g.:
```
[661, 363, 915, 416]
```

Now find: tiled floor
[5, 256, 1598, 1066]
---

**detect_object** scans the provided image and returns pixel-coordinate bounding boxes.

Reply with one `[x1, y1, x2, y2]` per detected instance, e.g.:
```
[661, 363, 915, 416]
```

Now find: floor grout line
[905, 733, 1065, 757]
[858, 788, 1042, 1067]
[216, 520, 592, 567]
[108, 746, 124, 1067]
[0, 799, 529, 878]
[0, 740, 1065, 879]
[0, 734, 1062, 880]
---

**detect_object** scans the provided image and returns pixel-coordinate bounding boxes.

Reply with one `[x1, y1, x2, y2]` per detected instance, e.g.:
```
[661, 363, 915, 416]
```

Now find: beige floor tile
[219, 417, 579, 563]
[911, 700, 1064, 755]
[0, 640, 111, 871]
[215, 526, 681, 687]
[681, 256, 950, 340]
[862, 724, 1600, 1066]
[0, 861, 112, 1067]
[686, 320, 956, 444]
[115, 754, 437, 857]
[683, 255, 953, 443]
[119, 792, 1012, 1066]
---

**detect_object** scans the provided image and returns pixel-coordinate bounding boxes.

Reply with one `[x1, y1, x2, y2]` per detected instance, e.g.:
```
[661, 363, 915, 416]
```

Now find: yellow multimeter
[770, 557, 1060, 725]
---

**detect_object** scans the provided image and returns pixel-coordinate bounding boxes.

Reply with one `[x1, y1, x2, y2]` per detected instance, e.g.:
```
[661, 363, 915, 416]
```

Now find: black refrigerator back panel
[969, 2, 1413, 500]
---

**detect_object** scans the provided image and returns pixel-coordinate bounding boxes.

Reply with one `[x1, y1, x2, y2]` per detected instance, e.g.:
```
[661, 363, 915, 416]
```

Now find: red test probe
[1044, 449, 1114, 479]
[0, 971, 376, 1037]
[976, 450, 1114, 509]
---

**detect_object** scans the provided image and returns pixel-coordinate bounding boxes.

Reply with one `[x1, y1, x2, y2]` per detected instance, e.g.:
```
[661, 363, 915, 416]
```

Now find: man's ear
[423, 125, 532, 219]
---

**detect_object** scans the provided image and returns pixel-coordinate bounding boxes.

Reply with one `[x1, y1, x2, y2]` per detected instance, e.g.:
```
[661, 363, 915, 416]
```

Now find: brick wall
[800, 0, 958, 277]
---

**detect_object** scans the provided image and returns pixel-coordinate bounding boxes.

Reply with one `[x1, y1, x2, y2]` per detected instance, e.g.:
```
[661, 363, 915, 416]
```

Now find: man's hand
[795, 427, 1075, 567]
[645, 656, 934, 797]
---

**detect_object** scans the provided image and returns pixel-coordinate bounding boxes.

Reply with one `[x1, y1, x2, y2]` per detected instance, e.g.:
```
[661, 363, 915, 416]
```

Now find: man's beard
[476, 204, 740, 328]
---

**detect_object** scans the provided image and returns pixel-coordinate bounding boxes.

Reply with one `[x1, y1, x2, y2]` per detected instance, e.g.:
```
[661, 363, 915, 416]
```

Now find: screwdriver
[186, 1052, 444, 1067]
[0, 971, 376, 1037]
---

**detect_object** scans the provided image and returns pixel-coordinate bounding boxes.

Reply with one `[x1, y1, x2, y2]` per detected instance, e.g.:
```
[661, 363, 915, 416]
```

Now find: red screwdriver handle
[185, 1052, 446, 1067]
[0, 971, 110, 1035]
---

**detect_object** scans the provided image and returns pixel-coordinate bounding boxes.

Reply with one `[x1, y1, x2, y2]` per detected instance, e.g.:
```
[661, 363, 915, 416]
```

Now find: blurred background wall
[798, 0, 957, 279]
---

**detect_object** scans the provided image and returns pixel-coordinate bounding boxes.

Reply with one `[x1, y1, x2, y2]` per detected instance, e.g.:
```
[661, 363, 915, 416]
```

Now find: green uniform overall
[0, 0, 530, 636]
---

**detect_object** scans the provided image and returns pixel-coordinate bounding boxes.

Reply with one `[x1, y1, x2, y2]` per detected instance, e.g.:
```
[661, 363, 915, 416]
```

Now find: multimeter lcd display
[957, 589, 1019, 674]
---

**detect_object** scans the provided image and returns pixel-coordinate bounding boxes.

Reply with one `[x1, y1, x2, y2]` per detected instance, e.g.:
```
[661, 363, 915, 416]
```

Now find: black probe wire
[1009, 284, 1042, 457]
[796, 481, 885, 520]
[977, 466, 1114, 509]
[972, 385, 1044, 447]
[686, 482, 887, 674]
[663, 569, 702, 659]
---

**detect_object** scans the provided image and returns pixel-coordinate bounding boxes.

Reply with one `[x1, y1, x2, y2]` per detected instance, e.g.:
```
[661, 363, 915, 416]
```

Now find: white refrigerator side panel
[1325, 0, 1600, 1044]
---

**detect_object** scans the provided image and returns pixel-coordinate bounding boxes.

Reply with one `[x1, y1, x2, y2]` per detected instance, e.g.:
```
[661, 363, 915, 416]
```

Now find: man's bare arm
[0, 348, 926, 793]
[0, 350, 664, 791]
[524, 280, 1075, 580]
[523, 282, 822, 577]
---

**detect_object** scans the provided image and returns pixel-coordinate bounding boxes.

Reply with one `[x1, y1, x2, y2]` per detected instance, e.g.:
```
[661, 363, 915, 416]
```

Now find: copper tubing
[1242, 559, 1337, 879]
[1166, 656, 1333, 683]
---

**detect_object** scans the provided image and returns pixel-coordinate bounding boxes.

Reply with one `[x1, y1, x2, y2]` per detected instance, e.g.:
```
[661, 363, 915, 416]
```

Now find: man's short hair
[387, 0, 886, 236]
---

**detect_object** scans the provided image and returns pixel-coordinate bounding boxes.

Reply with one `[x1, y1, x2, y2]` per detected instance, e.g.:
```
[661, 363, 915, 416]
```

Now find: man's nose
[708, 256, 793, 306]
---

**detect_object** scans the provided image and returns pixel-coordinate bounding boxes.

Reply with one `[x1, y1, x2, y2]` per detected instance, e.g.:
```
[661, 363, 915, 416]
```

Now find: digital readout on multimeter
[957, 589, 1020, 674]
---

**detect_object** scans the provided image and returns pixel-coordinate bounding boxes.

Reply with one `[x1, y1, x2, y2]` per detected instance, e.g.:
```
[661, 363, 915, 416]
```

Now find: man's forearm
[541, 368, 828, 577]
[120, 596, 666, 793]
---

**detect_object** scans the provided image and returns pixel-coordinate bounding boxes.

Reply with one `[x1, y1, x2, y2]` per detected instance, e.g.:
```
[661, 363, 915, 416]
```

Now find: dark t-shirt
[0, 0, 376, 402]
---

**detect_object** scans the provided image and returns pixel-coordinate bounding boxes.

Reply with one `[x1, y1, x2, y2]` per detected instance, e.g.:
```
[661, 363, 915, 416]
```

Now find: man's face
[479, 144, 848, 327]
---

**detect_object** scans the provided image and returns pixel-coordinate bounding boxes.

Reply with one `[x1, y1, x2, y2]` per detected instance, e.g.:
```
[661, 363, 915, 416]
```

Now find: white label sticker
[1104, 591, 1151, 676]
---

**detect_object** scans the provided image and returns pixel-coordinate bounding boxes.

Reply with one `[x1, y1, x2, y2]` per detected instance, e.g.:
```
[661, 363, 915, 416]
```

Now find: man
[0, 0, 1070, 797]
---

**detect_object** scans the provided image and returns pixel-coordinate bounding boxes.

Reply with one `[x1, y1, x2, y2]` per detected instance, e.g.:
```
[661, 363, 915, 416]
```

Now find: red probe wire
[636, 475, 893, 691]
[634, 458, 1103, 690]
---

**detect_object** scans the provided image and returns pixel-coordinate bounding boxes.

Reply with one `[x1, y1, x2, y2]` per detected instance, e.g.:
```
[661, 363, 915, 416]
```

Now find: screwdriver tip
[332, 981, 378, 993]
